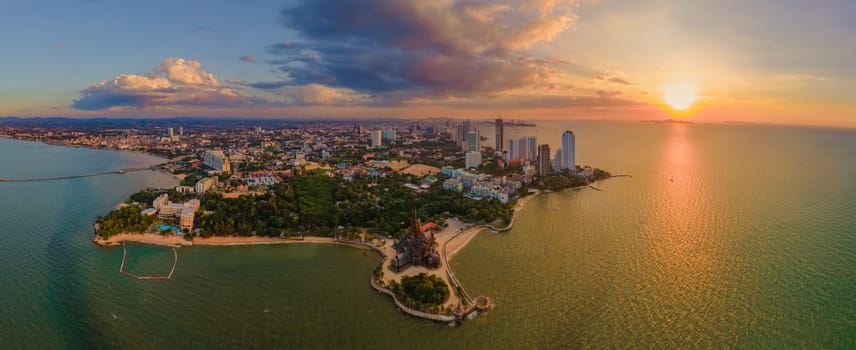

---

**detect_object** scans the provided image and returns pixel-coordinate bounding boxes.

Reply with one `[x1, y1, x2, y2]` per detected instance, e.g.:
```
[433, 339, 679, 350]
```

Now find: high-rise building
[203, 150, 231, 173]
[495, 117, 504, 152]
[538, 144, 551, 176]
[465, 151, 482, 169]
[553, 148, 564, 173]
[370, 130, 383, 147]
[459, 120, 473, 151]
[526, 136, 537, 161]
[168, 127, 174, 138]
[506, 139, 518, 161]
[381, 129, 396, 143]
[179, 126, 184, 136]
[561, 130, 575, 172]
[467, 129, 480, 153]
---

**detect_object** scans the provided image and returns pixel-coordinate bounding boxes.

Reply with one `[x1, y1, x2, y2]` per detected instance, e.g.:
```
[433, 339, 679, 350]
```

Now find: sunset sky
[1, 0, 854, 127]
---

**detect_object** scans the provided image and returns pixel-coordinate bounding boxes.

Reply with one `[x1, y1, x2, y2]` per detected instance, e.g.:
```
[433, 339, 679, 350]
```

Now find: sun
[663, 83, 698, 111]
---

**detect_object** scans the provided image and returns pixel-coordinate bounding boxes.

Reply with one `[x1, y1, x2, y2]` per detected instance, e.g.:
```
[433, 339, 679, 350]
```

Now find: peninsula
[6, 118, 612, 322]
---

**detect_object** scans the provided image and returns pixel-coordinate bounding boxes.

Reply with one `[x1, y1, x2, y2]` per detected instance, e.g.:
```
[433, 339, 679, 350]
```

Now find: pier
[119, 241, 179, 280]
[0, 166, 154, 182]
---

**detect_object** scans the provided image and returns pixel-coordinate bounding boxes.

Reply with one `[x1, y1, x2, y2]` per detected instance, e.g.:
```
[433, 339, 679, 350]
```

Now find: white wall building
[465, 151, 482, 169]
[467, 129, 480, 153]
[204, 150, 231, 173]
[153, 194, 169, 210]
[370, 130, 383, 148]
[561, 130, 575, 172]
[195, 177, 216, 194]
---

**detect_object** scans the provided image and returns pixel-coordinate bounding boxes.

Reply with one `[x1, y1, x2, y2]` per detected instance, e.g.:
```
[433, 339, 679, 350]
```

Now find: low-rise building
[442, 178, 463, 192]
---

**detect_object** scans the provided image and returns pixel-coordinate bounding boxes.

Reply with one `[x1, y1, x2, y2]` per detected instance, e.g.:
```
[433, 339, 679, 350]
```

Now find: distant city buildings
[505, 136, 537, 163]
[204, 150, 231, 173]
[457, 119, 473, 151]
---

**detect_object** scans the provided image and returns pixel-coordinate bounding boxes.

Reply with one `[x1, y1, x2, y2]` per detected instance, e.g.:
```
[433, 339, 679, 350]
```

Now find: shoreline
[92, 233, 340, 247]
[0, 137, 181, 182]
[93, 180, 604, 324]
[0, 136, 171, 163]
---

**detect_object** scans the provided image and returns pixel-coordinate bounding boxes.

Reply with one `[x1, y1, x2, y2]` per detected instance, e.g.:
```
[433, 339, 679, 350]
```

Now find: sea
[0, 121, 854, 349]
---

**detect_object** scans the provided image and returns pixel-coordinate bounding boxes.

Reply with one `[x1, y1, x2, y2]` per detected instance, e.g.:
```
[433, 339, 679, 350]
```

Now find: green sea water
[0, 121, 854, 349]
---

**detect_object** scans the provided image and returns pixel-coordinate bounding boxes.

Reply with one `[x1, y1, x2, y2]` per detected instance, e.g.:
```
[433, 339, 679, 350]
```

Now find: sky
[0, 0, 854, 127]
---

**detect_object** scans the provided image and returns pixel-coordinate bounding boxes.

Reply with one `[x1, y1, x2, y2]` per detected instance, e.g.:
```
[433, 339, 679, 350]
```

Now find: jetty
[0, 166, 154, 182]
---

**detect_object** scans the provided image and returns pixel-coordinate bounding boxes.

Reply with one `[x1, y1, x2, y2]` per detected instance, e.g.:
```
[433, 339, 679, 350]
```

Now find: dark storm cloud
[266, 0, 582, 103]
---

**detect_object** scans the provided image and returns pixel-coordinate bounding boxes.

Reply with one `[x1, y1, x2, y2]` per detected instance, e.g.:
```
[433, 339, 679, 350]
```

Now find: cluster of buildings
[369, 128, 397, 148]
[440, 166, 524, 204]
[453, 119, 483, 169]
[491, 118, 577, 176]
[143, 194, 201, 232]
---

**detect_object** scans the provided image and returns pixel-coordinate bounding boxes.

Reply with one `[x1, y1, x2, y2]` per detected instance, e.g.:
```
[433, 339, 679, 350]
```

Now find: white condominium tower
[467, 129, 480, 153]
[561, 130, 575, 172]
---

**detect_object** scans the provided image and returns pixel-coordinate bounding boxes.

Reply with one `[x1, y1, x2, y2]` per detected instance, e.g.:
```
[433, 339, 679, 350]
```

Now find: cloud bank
[72, 1, 640, 111]
[72, 58, 248, 110]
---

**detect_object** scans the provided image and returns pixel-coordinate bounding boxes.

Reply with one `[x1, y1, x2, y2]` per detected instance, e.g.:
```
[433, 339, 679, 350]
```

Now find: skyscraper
[506, 138, 518, 161]
[526, 136, 537, 161]
[370, 130, 383, 147]
[518, 136, 529, 162]
[459, 119, 473, 151]
[168, 127, 174, 138]
[381, 129, 396, 143]
[495, 117, 504, 152]
[538, 144, 551, 176]
[561, 130, 575, 172]
[553, 148, 563, 173]
[467, 129, 480, 153]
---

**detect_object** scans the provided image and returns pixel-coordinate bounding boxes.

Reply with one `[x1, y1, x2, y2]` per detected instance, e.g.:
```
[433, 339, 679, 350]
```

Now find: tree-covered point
[389, 273, 450, 310]
[95, 205, 156, 239]
[128, 189, 156, 205]
[536, 167, 612, 191]
[194, 172, 513, 238]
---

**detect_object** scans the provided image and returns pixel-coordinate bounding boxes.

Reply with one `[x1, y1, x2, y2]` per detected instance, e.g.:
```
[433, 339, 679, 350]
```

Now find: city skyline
[1, 0, 855, 127]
